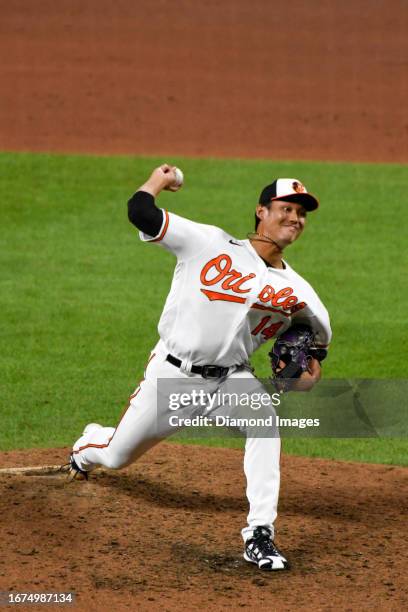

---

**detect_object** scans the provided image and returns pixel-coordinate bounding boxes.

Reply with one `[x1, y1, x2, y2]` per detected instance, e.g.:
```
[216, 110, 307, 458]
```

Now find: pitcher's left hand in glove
[269, 324, 327, 392]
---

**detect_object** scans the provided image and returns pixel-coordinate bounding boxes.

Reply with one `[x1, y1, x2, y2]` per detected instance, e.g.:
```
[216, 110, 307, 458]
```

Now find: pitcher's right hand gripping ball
[269, 324, 327, 391]
[164, 166, 184, 191]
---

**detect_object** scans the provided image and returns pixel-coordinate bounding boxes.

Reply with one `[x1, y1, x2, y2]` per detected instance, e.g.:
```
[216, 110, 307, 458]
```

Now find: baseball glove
[269, 324, 327, 391]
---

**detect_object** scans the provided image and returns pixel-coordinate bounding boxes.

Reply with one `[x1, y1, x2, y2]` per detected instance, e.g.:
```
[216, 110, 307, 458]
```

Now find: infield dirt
[1, 0, 407, 162]
[1, 445, 407, 611]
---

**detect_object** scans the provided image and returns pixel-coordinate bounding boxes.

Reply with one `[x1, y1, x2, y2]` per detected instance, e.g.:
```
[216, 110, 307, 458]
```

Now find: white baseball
[174, 167, 184, 188]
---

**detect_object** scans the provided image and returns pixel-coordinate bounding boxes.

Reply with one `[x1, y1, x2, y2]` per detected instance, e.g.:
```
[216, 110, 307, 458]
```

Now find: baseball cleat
[60, 454, 89, 481]
[60, 424, 101, 480]
[244, 526, 289, 571]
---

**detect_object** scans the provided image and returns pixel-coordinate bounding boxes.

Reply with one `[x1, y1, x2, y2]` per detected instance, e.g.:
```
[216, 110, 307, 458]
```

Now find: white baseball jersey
[140, 210, 332, 367]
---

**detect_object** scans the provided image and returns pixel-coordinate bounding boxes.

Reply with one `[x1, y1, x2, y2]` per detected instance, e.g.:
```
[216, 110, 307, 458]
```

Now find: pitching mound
[0, 443, 407, 610]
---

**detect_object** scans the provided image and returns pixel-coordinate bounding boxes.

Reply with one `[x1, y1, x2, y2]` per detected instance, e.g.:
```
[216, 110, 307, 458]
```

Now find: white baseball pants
[72, 340, 281, 540]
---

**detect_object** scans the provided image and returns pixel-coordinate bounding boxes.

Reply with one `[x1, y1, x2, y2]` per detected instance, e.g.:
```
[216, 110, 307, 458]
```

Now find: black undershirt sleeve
[127, 190, 164, 236]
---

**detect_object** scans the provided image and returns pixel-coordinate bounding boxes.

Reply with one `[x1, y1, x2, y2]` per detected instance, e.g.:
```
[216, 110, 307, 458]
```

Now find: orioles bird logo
[292, 181, 306, 193]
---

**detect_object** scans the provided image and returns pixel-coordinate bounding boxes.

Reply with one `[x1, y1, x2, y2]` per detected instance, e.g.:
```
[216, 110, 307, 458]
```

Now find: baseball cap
[259, 178, 319, 211]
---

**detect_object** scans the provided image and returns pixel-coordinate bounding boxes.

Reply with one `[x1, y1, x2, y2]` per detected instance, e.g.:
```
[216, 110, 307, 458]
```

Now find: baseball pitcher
[63, 165, 331, 571]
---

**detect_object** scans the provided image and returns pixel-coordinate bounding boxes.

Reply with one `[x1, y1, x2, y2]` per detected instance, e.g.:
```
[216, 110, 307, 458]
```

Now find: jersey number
[251, 317, 283, 340]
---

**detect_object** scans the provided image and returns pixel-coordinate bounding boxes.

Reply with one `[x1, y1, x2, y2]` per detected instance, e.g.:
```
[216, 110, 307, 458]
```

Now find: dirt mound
[1, 443, 407, 610]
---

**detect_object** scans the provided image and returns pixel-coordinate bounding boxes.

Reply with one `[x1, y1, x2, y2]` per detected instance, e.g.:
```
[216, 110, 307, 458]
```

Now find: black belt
[166, 354, 230, 379]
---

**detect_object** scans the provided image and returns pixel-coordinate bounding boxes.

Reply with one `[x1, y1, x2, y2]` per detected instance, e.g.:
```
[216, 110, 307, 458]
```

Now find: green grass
[1, 151, 407, 464]
[166, 436, 408, 467]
